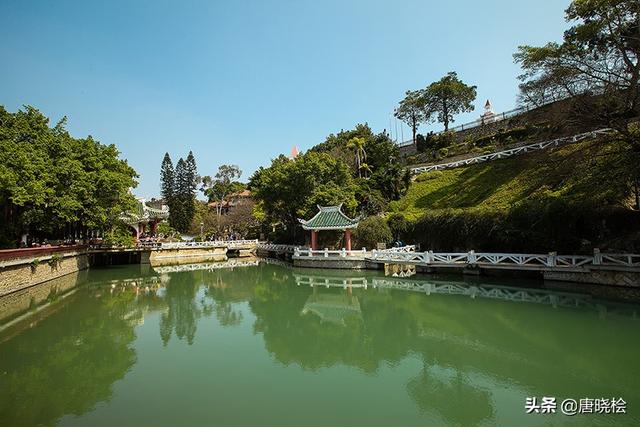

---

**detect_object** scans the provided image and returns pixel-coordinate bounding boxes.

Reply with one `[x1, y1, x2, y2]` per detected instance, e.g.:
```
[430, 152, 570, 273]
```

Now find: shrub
[353, 216, 392, 249]
[47, 254, 63, 269]
[437, 148, 449, 159]
[103, 223, 135, 247]
[387, 213, 410, 240]
[30, 258, 40, 273]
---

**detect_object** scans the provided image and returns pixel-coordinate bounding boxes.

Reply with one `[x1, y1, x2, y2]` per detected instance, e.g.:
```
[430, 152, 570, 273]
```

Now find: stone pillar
[311, 230, 318, 250]
[344, 229, 352, 251]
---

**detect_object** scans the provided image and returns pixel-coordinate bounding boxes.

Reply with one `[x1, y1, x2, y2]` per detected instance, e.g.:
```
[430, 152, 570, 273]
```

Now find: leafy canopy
[423, 72, 477, 131]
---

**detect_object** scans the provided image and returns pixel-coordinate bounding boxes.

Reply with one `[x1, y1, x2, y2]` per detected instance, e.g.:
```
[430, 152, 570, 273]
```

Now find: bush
[103, 223, 135, 247]
[387, 213, 410, 240]
[353, 216, 392, 249]
[47, 253, 63, 269]
[437, 148, 449, 159]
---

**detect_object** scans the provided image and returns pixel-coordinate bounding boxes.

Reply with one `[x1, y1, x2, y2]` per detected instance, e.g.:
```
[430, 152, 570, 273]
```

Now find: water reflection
[0, 261, 638, 426]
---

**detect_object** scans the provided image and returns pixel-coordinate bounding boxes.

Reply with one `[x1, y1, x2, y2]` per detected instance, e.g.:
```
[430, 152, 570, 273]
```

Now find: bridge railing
[158, 239, 258, 250]
[369, 250, 640, 270]
[256, 243, 298, 253]
[294, 248, 370, 259]
[379, 245, 416, 253]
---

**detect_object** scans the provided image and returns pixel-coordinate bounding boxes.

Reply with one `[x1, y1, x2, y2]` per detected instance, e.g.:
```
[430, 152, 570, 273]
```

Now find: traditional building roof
[121, 198, 169, 225]
[298, 205, 360, 230]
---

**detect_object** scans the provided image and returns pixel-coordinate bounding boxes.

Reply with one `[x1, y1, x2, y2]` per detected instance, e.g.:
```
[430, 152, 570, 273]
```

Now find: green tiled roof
[298, 205, 359, 230]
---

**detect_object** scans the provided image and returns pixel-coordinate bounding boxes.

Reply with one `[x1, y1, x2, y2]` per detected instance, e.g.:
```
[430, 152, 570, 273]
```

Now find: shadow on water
[0, 260, 638, 426]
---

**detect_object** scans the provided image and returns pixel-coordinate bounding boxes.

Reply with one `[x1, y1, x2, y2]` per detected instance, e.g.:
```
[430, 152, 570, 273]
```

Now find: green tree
[395, 90, 427, 146]
[0, 106, 138, 247]
[160, 153, 176, 226]
[423, 72, 477, 131]
[353, 216, 392, 249]
[184, 151, 198, 227]
[249, 152, 357, 242]
[514, 0, 640, 208]
[200, 164, 242, 218]
[514, 0, 639, 136]
[346, 137, 367, 178]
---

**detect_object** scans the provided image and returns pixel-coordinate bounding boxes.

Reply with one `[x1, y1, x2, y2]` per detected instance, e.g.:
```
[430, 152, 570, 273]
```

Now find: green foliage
[103, 223, 135, 247]
[0, 106, 138, 247]
[474, 126, 537, 147]
[395, 90, 428, 144]
[387, 213, 409, 240]
[160, 153, 175, 224]
[157, 221, 180, 239]
[168, 152, 199, 233]
[390, 136, 640, 252]
[249, 151, 357, 242]
[423, 72, 477, 131]
[514, 0, 640, 146]
[47, 254, 63, 269]
[30, 258, 40, 272]
[200, 164, 243, 217]
[353, 216, 392, 249]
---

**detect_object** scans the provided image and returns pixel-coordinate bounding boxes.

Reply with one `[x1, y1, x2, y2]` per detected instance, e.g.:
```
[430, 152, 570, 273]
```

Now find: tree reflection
[159, 271, 203, 345]
[407, 365, 494, 426]
[0, 290, 140, 427]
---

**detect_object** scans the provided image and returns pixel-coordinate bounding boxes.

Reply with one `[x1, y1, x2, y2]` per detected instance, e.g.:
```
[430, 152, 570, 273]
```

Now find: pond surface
[0, 260, 639, 426]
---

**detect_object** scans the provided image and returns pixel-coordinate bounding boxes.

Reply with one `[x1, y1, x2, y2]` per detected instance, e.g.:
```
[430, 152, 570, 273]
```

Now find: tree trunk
[412, 116, 417, 146]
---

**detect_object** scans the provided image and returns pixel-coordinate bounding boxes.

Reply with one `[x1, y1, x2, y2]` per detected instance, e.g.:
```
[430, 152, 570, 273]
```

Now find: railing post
[341, 248, 346, 257]
[324, 248, 328, 258]
[372, 249, 377, 259]
[593, 248, 602, 265]
[308, 248, 313, 257]
[547, 251, 557, 267]
[468, 250, 476, 264]
[294, 247, 299, 257]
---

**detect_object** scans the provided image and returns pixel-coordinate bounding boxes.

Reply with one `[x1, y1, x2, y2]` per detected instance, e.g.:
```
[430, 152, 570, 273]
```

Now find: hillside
[389, 136, 640, 252]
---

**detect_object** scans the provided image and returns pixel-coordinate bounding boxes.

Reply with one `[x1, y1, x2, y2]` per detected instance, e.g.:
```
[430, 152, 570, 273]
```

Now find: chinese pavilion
[298, 205, 360, 251]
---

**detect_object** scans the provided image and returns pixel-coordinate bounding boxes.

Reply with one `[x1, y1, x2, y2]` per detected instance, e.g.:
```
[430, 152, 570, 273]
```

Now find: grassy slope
[390, 138, 630, 221]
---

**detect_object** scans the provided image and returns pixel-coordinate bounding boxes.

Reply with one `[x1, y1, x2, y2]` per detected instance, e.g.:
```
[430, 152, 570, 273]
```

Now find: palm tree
[346, 137, 367, 178]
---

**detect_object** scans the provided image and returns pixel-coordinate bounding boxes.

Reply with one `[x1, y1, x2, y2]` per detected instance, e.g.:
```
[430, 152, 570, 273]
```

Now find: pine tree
[173, 158, 187, 232]
[160, 153, 176, 227]
[183, 151, 198, 229]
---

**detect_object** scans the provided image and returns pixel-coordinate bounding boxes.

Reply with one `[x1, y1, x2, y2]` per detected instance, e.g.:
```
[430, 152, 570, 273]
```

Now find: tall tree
[184, 151, 198, 227]
[201, 164, 242, 218]
[249, 152, 357, 242]
[160, 153, 176, 226]
[173, 158, 187, 232]
[514, 0, 640, 207]
[514, 0, 639, 134]
[0, 106, 138, 247]
[394, 90, 427, 146]
[346, 137, 367, 178]
[423, 72, 477, 131]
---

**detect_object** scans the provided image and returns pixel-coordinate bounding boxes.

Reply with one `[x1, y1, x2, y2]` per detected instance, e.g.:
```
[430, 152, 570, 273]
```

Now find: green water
[0, 261, 639, 426]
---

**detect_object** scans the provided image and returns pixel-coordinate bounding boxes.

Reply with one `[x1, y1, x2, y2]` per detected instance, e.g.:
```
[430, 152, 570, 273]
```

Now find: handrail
[411, 128, 612, 175]
[159, 239, 258, 249]
[368, 249, 640, 270]
[294, 248, 371, 258]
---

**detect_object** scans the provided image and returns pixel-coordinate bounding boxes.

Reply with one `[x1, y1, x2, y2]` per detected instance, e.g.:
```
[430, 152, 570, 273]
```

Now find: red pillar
[311, 230, 318, 250]
[151, 220, 158, 235]
[344, 229, 352, 251]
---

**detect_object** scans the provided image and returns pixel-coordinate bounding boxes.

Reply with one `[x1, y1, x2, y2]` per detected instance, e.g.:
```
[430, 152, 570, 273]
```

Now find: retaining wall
[0, 251, 89, 298]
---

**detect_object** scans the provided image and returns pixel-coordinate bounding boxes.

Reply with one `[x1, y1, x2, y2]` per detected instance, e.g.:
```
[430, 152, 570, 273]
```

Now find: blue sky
[0, 0, 570, 197]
